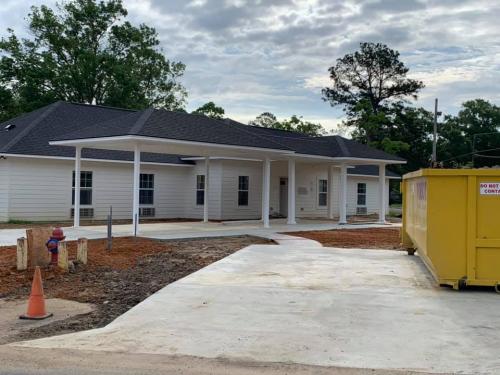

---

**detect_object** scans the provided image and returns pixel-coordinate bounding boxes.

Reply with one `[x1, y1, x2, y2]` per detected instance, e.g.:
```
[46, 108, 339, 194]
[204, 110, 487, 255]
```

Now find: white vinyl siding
[184, 160, 222, 220]
[2, 156, 392, 222]
[6, 158, 192, 221]
[220, 160, 262, 220]
[0, 160, 10, 222]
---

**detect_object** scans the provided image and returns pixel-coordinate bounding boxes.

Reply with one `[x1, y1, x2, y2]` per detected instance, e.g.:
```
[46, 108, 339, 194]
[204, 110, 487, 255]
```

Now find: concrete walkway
[12, 238, 500, 374]
[0, 219, 399, 246]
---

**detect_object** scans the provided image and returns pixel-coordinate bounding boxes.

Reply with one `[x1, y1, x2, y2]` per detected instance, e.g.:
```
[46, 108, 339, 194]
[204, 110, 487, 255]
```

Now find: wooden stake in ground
[26, 228, 52, 268]
[16, 237, 28, 271]
[77, 238, 88, 265]
[58, 241, 69, 271]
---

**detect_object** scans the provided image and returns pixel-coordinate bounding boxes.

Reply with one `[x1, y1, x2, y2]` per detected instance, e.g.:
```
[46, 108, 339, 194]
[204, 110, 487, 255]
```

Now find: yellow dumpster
[401, 168, 500, 290]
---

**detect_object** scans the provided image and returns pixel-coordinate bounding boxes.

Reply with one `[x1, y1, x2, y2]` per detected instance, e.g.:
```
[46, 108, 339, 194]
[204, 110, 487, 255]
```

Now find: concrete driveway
[0, 219, 399, 246]
[11, 236, 500, 374]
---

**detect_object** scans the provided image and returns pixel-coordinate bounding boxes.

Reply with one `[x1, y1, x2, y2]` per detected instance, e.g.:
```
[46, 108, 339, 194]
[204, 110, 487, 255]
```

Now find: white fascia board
[348, 173, 401, 180]
[291, 153, 406, 164]
[0, 153, 193, 167]
[49, 135, 295, 155]
[332, 157, 407, 165]
[181, 156, 263, 162]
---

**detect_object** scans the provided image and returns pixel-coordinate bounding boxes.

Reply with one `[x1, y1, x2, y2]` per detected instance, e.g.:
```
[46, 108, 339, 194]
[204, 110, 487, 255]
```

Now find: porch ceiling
[50, 135, 405, 165]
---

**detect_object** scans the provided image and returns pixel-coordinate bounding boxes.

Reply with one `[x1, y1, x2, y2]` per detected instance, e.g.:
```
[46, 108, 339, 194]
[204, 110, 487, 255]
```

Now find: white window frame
[72, 171, 93, 206]
[357, 182, 367, 207]
[238, 176, 249, 207]
[318, 178, 328, 208]
[196, 175, 205, 206]
[139, 173, 154, 206]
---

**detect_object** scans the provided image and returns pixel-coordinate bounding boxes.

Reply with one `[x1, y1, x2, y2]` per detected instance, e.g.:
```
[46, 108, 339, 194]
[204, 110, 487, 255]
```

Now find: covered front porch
[52, 135, 402, 234]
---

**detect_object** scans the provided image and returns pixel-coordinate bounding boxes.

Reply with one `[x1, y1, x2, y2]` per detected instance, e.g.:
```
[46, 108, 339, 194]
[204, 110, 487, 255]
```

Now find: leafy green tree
[192, 101, 225, 119]
[0, 86, 17, 122]
[0, 0, 186, 115]
[438, 99, 500, 167]
[280, 115, 327, 136]
[322, 42, 424, 144]
[249, 112, 326, 136]
[248, 112, 279, 128]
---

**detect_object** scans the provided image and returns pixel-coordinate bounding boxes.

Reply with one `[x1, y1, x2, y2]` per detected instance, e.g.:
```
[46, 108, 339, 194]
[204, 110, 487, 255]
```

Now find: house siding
[2, 156, 392, 222]
[220, 160, 263, 220]
[0, 160, 9, 222]
[184, 160, 223, 220]
[5, 157, 195, 221]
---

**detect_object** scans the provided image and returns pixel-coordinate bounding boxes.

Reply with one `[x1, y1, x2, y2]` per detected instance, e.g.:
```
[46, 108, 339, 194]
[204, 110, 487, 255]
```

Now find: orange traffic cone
[19, 266, 53, 320]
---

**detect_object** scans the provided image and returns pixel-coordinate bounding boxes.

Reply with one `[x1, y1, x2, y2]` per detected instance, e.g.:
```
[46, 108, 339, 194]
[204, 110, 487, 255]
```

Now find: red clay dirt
[287, 228, 403, 250]
[0, 235, 272, 343]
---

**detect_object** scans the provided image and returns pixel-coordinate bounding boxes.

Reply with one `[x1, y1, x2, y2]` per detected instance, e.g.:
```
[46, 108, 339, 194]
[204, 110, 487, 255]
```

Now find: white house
[0, 102, 404, 229]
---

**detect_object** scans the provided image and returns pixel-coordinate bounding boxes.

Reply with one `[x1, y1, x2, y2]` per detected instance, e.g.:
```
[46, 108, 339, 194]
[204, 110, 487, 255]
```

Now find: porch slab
[11, 243, 500, 374]
[0, 219, 399, 246]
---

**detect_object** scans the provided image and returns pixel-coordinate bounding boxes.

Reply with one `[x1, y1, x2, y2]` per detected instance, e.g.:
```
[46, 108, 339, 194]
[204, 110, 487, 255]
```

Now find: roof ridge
[246, 124, 314, 137]
[2, 101, 62, 153]
[67, 101, 138, 112]
[331, 135, 350, 157]
[226, 120, 294, 152]
[130, 108, 154, 134]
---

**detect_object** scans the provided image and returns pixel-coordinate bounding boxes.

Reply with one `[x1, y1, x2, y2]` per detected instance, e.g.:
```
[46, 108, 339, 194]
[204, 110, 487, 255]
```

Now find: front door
[279, 177, 288, 217]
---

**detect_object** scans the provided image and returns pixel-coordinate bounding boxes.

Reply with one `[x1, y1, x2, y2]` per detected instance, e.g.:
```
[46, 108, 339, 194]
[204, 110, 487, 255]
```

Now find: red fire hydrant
[46, 227, 66, 265]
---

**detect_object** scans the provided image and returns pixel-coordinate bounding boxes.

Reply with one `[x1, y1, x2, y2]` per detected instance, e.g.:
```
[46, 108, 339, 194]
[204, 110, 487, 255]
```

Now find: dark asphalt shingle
[0, 101, 405, 172]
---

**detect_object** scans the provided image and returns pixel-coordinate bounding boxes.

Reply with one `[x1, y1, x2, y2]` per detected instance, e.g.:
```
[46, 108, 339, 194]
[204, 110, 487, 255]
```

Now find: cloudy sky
[1, 0, 500, 131]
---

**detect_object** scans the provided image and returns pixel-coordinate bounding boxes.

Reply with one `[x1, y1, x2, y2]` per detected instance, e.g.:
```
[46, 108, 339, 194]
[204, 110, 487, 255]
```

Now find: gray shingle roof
[0, 102, 192, 165]
[0, 101, 405, 172]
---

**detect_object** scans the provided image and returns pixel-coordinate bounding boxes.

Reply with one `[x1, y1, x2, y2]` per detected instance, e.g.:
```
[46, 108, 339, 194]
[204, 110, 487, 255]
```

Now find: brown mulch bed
[287, 228, 403, 250]
[0, 235, 273, 343]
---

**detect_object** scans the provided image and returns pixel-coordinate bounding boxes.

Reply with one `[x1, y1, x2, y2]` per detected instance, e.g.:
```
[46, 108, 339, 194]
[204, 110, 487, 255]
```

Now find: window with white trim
[140, 174, 154, 205]
[72, 171, 92, 205]
[196, 175, 205, 205]
[238, 176, 249, 206]
[318, 179, 328, 207]
[357, 183, 367, 206]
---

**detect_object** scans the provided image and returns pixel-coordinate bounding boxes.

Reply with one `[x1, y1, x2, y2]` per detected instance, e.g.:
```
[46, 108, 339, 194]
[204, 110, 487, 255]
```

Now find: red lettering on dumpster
[480, 182, 500, 195]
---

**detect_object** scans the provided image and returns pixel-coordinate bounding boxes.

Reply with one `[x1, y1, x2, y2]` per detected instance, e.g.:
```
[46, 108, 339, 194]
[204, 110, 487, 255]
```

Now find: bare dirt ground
[287, 228, 403, 250]
[0, 235, 272, 343]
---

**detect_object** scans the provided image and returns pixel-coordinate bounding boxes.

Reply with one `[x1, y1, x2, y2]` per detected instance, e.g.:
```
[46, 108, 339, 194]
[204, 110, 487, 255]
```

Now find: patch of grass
[7, 219, 33, 224]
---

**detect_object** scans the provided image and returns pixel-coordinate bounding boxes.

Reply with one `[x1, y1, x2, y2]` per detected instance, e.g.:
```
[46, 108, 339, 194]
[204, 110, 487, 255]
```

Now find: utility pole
[431, 98, 438, 167]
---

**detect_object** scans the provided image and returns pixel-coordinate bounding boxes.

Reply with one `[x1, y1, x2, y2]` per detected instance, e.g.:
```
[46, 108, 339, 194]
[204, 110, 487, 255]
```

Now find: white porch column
[261, 157, 271, 228]
[73, 146, 82, 227]
[132, 145, 141, 235]
[327, 165, 335, 220]
[287, 158, 296, 225]
[339, 164, 348, 224]
[378, 164, 386, 224]
[203, 157, 210, 223]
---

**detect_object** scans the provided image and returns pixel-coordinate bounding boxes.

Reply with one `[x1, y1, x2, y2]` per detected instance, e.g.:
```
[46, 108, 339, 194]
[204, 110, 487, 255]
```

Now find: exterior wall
[5, 157, 194, 221]
[0, 159, 9, 222]
[346, 176, 390, 216]
[2, 156, 393, 222]
[271, 162, 391, 218]
[220, 160, 263, 220]
[218, 160, 392, 220]
[184, 160, 223, 220]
